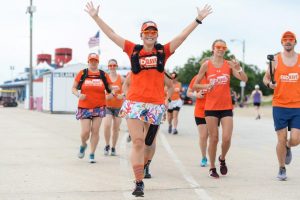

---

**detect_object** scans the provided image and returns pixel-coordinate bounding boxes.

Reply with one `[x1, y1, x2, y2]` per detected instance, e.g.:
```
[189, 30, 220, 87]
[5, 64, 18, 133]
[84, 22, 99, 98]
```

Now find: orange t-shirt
[204, 60, 233, 111]
[123, 40, 173, 104]
[75, 69, 111, 109]
[171, 82, 182, 100]
[106, 74, 124, 108]
[189, 75, 207, 118]
[273, 53, 300, 108]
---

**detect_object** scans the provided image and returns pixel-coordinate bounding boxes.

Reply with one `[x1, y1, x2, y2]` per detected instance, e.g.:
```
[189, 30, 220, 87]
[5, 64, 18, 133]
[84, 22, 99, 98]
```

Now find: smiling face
[140, 21, 158, 47]
[141, 27, 158, 46]
[108, 59, 118, 72]
[212, 40, 227, 57]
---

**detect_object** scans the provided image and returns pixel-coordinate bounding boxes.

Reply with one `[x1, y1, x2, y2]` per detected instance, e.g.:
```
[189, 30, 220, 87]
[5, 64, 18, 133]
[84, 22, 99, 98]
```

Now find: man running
[263, 31, 300, 181]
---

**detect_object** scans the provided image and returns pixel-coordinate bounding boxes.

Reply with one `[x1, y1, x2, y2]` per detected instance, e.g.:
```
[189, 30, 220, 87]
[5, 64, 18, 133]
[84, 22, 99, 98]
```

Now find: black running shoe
[132, 181, 144, 197]
[144, 165, 152, 179]
[173, 129, 178, 135]
[168, 125, 172, 134]
[219, 156, 228, 175]
[209, 168, 219, 178]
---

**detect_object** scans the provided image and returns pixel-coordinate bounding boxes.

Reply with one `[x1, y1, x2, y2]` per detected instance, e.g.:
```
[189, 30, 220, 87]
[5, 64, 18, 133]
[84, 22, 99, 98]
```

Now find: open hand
[196, 5, 213, 21]
[84, 1, 100, 18]
[229, 59, 241, 71]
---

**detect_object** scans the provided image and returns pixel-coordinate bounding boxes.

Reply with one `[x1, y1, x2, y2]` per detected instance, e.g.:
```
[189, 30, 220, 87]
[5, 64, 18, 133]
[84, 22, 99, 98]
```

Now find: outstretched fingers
[197, 4, 213, 20]
[84, 2, 92, 13]
[84, 1, 100, 17]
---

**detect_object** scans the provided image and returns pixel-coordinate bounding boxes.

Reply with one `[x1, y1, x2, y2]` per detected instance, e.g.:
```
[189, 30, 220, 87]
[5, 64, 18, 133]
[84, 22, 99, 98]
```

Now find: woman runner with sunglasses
[85, 1, 212, 196]
[194, 40, 248, 178]
[103, 59, 125, 156]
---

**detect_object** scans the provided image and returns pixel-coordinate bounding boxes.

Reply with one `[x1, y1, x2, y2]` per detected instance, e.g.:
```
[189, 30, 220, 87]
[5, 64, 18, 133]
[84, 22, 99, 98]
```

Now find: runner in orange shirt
[123, 72, 172, 179]
[85, 2, 212, 196]
[72, 53, 112, 163]
[103, 59, 125, 156]
[167, 72, 183, 134]
[194, 40, 248, 178]
[186, 59, 210, 167]
[263, 31, 300, 181]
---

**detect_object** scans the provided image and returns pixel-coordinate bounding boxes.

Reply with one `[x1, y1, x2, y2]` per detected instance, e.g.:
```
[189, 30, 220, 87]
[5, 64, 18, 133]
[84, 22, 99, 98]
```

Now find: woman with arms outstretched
[85, 1, 212, 196]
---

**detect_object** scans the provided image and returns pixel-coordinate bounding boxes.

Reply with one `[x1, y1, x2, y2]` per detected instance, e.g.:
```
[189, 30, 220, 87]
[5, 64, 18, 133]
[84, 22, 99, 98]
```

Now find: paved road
[0, 106, 299, 200]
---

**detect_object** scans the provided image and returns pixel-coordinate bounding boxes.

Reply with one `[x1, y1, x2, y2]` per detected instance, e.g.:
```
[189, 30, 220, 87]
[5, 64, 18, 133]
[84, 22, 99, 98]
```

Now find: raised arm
[85, 2, 125, 49]
[169, 5, 212, 53]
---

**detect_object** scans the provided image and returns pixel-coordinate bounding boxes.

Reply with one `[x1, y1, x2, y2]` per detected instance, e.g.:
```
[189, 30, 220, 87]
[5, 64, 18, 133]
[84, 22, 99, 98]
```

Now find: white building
[42, 63, 130, 113]
[42, 63, 86, 113]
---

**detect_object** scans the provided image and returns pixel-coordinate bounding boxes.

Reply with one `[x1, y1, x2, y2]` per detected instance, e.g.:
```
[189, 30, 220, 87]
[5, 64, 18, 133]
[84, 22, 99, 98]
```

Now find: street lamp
[230, 39, 246, 104]
[26, 0, 36, 110]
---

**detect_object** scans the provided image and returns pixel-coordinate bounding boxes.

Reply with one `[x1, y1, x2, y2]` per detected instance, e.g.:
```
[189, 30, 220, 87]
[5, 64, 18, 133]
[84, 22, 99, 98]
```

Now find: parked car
[0, 90, 18, 107]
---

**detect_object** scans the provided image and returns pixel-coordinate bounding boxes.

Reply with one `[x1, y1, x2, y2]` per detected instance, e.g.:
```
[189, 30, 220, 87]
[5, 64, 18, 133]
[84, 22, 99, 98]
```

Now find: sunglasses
[108, 64, 117, 68]
[214, 45, 227, 50]
[142, 30, 158, 36]
[282, 38, 295, 43]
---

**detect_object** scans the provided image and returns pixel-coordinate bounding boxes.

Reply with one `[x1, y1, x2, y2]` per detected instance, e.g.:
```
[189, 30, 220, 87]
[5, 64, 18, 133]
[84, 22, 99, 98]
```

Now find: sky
[0, 0, 299, 83]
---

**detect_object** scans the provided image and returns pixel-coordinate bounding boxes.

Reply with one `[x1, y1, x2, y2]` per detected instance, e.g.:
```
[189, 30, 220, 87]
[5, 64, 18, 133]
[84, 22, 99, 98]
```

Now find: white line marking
[159, 133, 212, 200]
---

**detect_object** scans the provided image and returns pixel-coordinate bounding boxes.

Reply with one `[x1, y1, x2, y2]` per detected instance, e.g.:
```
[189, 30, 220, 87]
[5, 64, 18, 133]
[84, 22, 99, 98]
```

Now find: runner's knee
[209, 135, 219, 144]
[91, 128, 100, 135]
[132, 138, 144, 150]
[289, 138, 300, 146]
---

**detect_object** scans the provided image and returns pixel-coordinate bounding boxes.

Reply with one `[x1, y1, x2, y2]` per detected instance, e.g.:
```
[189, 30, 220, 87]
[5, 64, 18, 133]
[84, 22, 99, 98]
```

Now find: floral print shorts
[76, 106, 106, 120]
[119, 100, 166, 125]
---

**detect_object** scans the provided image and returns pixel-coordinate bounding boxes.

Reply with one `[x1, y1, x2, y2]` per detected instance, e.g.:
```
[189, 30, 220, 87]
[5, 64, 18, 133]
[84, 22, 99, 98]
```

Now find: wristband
[236, 68, 242, 73]
[195, 18, 202, 24]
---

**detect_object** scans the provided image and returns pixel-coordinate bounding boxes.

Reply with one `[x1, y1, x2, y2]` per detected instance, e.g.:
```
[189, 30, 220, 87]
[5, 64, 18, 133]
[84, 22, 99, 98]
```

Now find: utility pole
[10, 66, 15, 82]
[230, 39, 246, 104]
[27, 0, 36, 109]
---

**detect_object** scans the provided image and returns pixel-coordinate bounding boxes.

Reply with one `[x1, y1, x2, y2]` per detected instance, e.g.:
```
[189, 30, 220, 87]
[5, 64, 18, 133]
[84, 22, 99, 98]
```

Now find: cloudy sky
[0, 0, 299, 83]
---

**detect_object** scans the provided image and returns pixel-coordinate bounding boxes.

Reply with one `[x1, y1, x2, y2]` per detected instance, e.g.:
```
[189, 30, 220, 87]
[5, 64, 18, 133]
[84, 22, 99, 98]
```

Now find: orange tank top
[171, 82, 181, 100]
[106, 74, 124, 108]
[204, 60, 233, 110]
[188, 75, 207, 118]
[273, 53, 300, 108]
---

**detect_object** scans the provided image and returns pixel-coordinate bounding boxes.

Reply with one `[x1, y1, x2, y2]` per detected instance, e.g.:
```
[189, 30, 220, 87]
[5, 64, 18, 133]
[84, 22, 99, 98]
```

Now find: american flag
[88, 31, 100, 48]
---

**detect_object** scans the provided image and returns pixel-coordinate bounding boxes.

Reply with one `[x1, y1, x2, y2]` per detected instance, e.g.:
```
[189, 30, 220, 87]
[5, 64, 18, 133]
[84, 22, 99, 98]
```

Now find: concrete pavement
[0, 106, 299, 200]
